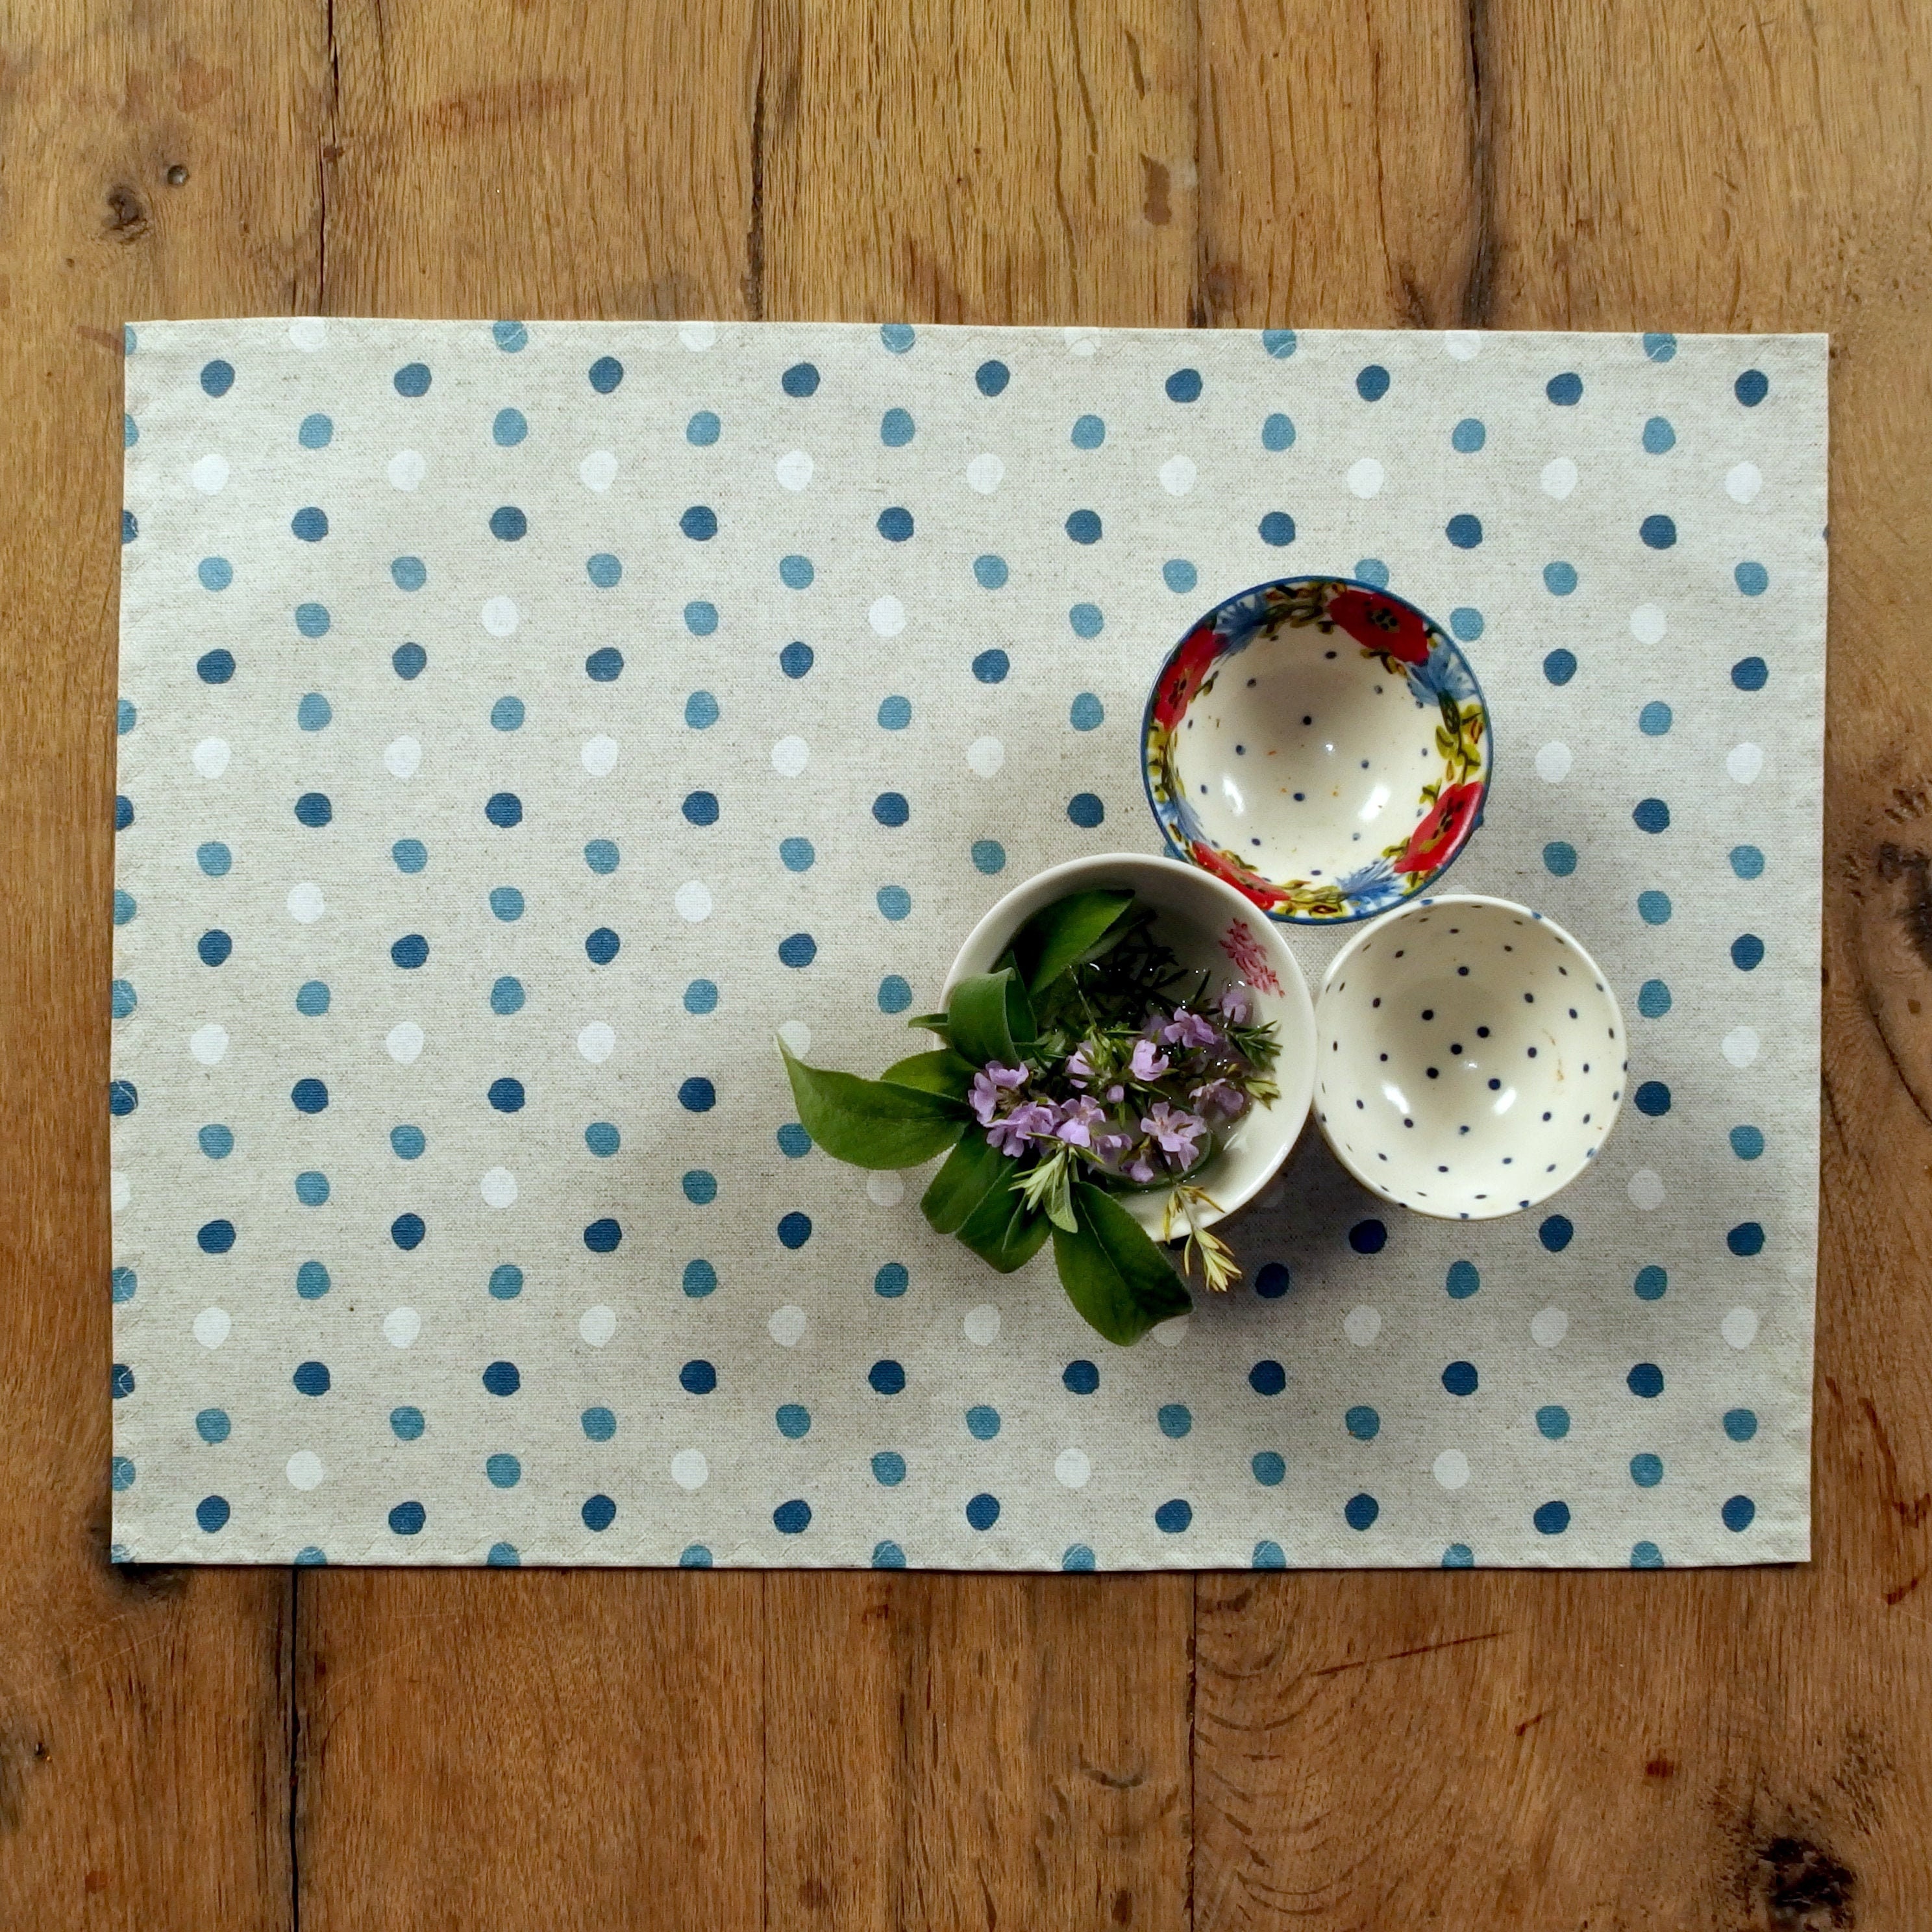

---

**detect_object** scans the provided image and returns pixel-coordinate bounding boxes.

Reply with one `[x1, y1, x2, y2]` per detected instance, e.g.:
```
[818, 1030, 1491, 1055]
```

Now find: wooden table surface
[4, 2, 1929, 1926]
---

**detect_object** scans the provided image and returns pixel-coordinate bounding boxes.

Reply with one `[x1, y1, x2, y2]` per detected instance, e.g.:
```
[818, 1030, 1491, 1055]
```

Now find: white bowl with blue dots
[946, 853, 1316, 1235]
[1314, 895, 1627, 1218]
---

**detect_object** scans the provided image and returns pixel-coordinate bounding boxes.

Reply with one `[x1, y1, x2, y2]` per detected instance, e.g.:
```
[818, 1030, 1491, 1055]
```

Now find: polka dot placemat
[112, 322, 1826, 1568]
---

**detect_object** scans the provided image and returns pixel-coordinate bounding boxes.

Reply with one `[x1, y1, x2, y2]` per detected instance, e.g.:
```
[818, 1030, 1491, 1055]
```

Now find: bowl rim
[1138, 573, 1496, 926]
[1311, 891, 1629, 1220]
[943, 851, 1317, 1229]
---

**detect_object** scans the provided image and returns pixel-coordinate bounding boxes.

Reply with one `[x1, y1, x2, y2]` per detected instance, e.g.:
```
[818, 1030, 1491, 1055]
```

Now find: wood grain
[0, 3, 323, 1926]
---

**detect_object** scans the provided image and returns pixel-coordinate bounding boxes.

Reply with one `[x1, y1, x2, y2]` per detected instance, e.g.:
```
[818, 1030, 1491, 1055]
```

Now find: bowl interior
[947, 855, 1315, 1235]
[1315, 898, 1626, 1219]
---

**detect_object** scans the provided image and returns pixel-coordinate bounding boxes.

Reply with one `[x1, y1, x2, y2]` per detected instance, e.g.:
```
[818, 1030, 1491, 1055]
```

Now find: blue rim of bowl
[1138, 574, 1495, 925]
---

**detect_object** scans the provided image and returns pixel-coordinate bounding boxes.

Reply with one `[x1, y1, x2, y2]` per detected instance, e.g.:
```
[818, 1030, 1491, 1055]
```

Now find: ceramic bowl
[1142, 576, 1491, 923]
[945, 853, 1316, 1235]
[1313, 895, 1627, 1219]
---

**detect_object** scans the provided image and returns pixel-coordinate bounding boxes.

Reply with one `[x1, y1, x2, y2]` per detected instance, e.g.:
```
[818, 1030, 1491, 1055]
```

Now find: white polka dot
[577, 1022, 616, 1064]
[767, 1305, 808, 1347]
[1535, 741, 1574, 783]
[671, 1448, 710, 1491]
[963, 1305, 1001, 1346]
[192, 737, 231, 778]
[778, 1020, 811, 1056]
[679, 321, 717, 351]
[1433, 1448, 1470, 1489]
[110, 1170, 130, 1211]
[1627, 1168, 1666, 1210]
[866, 1170, 905, 1207]
[1344, 1305, 1382, 1346]
[288, 317, 327, 351]
[966, 736, 1005, 778]
[480, 1167, 518, 1208]
[674, 880, 713, 923]
[579, 1304, 617, 1347]
[1629, 604, 1667, 646]
[1723, 1026, 1761, 1069]
[1530, 1307, 1569, 1348]
[1159, 455, 1198, 495]
[382, 1307, 421, 1348]
[386, 1021, 425, 1065]
[1151, 1316, 1189, 1348]
[1444, 331, 1483, 360]
[1064, 328, 1100, 356]
[771, 734, 810, 776]
[189, 1023, 229, 1065]
[1346, 456, 1385, 499]
[966, 453, 1004, 494]
[1541, 456, 1579, 500]
[579, 449, 617, 491]
[1726, 460, 1763, 504]
[383, 736, 421, 779]
[1727, 742, 1765, 785]
[286, 882, 327, 923]
[582, 735, 619, 776]
[285, 1450, 326, 1490]
[1722, 1306, 1761, 1350]
[1054, 1448, 1091, 1489]
[192, 1306, 231, 1350]
[869, 595, 906, 637]
[480, 596, 519, 637]
[386, 449, 425, 491]
[191, 452, 230, 493]
[774, 449, 814, 490]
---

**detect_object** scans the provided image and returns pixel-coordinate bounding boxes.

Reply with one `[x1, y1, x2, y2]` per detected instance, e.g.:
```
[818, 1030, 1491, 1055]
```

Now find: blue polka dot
[296, 1259, 331, 1301]
[778, 932, 817, 969]
[390, 1125, 427, 1159]
[488, 887, 524, 922]
[1161, 559, 1199, 595]
[193, 841, 231, 879]
[578, 1405, 617, 1444]
[390, 1406, 425, 1440]
[682, 1260, 717, 1298]
[974, 360, 1009, 397]
[685, 601, 719, 636]
[1629, 1452, 1664, 1487]
[391, 642, 426, 680]
[195, 1496, 230, 1533]
[778, 640, 813, 679]
[489, 406, 527, 447]
[1445, 415, 1489, 455]
[876, 886, 910, 920]
[1071, 414, 1106, 449]
[489, 976, 524, 1015]
[1258, 511, 1296, 547]
[197, 555, 234, 593]
[1731, 656, 1769, 691]
[1067, 793, 1104, 829]
[294, 791, 334, 829]
[125, 414, 139, 449]
[1537, 1216, 1576, 1256]
[486, 1453, 521, 1489]
[1252, 1540, 1287, 1568]
[776, 1404, 811, 1441]
[874, 1262, 909, 1298]
[1544, 841, 1578, 877]
[683, 979, 718, 1015]
[871, 1452, 905, 1485]
[1251, 1452, 1286, 1487]
[199, 1124, 232, 1158]
[967, 1405, 1002, 1441]
[1445, 513, 1483, 549]
[1261, 328, 1297, 358]
[774, 1499, 813, 1533]
[1345, 1405, 1380, 1440]
[1731, 1124, 1765, 1160]
[878, 976, 912, 1013]
[291, 409, 336, 451]
[686, 410, 721, 445]
[1638, 890, 1673, 926]
[199, 357, 236, 397]
[581, 1494, 617, 1532]
[108, 1078, 137, 1117]
[1063, 1359, 1100, 1395]
[1356, 364, 1390, 401]
[1255, 1261, 1291, 1299]
[1642, 416, 1676, 454]
[1735, 561, 1770, 596]
[487, 1076, 525, 1113]
[781, 837, 817, 874]
[1722, 1494, 1756, 1531]
[1628, 1362, 1665, 1398]
[1349, 1219, 1388, 1254]
[1544, 647, 1578, 684]
[118, 698, 137, 736]
[112, 1362, 134, 1400]
[112, 979, 137, 1018]
[1633, 797, 1671, 834]
[391, 554, 427, 591]
[1541, 562, 1579, 598]
[121, 510, 137, 545]
[293, 602, 333, 642]
[1535, 1405, 1570, 1440]
[1154, 1403, 1190, 1441]
[483, 1361, 522, 1397]
[195, 1407, 230, 1443]
[390, 360, 432, 397]
[580, 838, 619, 877]
[197, 649, 235, 685]
[1637, 979, 1672, 1020]
[1069, 603, 1104, 638]
[197, 1218, 236, 1254]
[971, 649, 1009, 684]
[1450, 607, 1483, 641]
[114, 794, 134, 833]
[1065, 509, 1102, 545]
[586, 354, 623, 394]
[685, 690, 720, 728]
[974, 554, 1008, 589]
[1161, 364, 1204, 402]
[1441, 1360, 1479, 1396]
[679, 1545, 713, 1568]
[292, 1360, 331, 1396]
[1639, 700, 1673, 737]
[1731, 934, 1766, 972]
[775, 1122, 811, 1159]
[876, 695, 913, 731]
[1728, 1220, 1766, 1257]
[1639, 514, 1676, 549]
[1248, 1359, 1287, 1397]
[1642, 332, 1677, 362]
[868, 1359, 906, 1395]
[1344, 1493, 1380, 1530]
[1735, 369, 1769, 407]
[586, 552, 622, 589]
[680, 504, 717, 541]
[1631, 1541, 1664, 1567]
[492, 320, 527, 352]
[1446, 1259, 1480, 1299]
[777, 1211, 812, 1249]
[113, 889, 137, 926]
[1724, 1407, 1759, 1443]
[1634, 1264, 1668, 1301]
[390, 932, 430, 971]
[585, 1216, 623, 1252]
[1546, 371, 1583, 406]
[291, 1076, 331, 1115]
[873, 792, 910, 828]
[880, 407, 915, 446]
[1634, 1080, 1671, 1117]
[779, 554, 814, 588]
[878, 506, 915, 542]
[880, 323, 915, 353]
[1261, 412, 1295, 451]
[971, 840, 1007, 874]
[682, 789, 720, 827]
[965, 1492, 1002, 1530]
[290, 505, 328, 543]
[1154, 1498, 1193, 1533]
[484, 791, 524, 830]
[1533, 1500, 1571, 1535]
[782, 362, 821, 397]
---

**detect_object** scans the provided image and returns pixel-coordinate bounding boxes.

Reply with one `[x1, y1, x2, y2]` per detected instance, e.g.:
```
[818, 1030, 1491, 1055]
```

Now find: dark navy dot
[197, 1219, 236, 1254]
[392, 642, 427, 679]
[1634, 1081, 1671, 1117]
[1546, 371, 1583, 406]
[1345, 1405, 1380, 1440]
[1356, 364, 1390, 401]
[1255, 1262, 1291, 1299]
[1731, 655, 1769, 691]
[1722, 1494, 1756, 1531]
[1067, 793, 1105, 829]
[1735, 369, 1769, 406]
[1724, 1408, 1759, 1443]
[584, 1217, 623, 1253]
[588, 355, 623, 393]
[1539, 1215, 1574, 1252]
[291, 1078, 328, 1114]
[1533, 1500, 1572, 1535]
[112, 1362, 135, 1399]
[779, 640, 813, 678]
[488, 504, 527, 541]
[294, 791, 334, 828]
[482, 1360, 521, 1396]
[1344, 1492, 1380, 1530]
[679, 1359, 717, 1394]
[196, 1496, 230, 1533]
[1544, 647, 1578, 686]
[778, 1211, 812, 1249]
[1154, 1498, 1193, 1533]
[197, 649, 235, 684]
[1445, 514, 1483, 549]
[975, 360, 1009, 397]
[586, 926, 621, 965]
[1348, 1219, 1387, 1254]
[1165, 367, 1203, 402]
[1639, 514, 1677, 549]
[391, 1213, 425, 1249]
[1728, 1221, 1765, 1257]
[1633, 797, 1670, 834]
[1731, 934, 1766, 972]
[774, 1499, 812, 1533]
[108, 1079, 138, 1117]
[878, 506, 915, 541]
[776, 1122, 812, 1158]
[122, 509, 138, 544]
[1257, 511, 1296, 547]
[782, 361, 821, 397]
[1441, 1361, 1479, 1396]
[390, 933, 428, 970]
[582, 1494, 617, 1531]
[484, 792, 523, 829]
[972, 649, 1009, 684]
[1248, 1359, 1287, 1397]
[680, 505, 718, 541]
[393, 362, 431, 396]
[585, 647, 624, 682]
[683, 1171, 717, 1204]
[292, 1360, 330, 1396]
[1065, 509, 1102, 545]
[1063, 1359, 1100, 1395]
[1628, 1362, 1665, 1398]
[777, 932, 817, 968]
[869, 1359, 906, 1395]
[873, 791, 910, 827]
[115, 794, 134, 831]
[197, 929, 232, 967]
[386, 1500, 425, 1536]
[488, 1077, 525, 1113]
[682, 790, 720, 826]
[967, 1492, 1002, 1530]
[1544, 841, 1578, 877]
[290, 506, 328, 542]
[201, 358, 235, 397]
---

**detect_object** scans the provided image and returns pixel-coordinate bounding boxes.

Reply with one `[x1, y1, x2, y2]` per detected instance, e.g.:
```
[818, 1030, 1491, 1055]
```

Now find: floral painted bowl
[945, 853, 1316, 1236]
[1313, 895, 1627, 1219]
[1142, 576, 1491, 923]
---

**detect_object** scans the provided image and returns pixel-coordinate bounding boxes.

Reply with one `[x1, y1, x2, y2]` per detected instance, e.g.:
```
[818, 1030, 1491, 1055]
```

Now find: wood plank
[0, 3, 324, 1925]
[292, 7, 767, 1930]
[758, 6, 1196, 1927]
[1192, 5, 1932, 1927]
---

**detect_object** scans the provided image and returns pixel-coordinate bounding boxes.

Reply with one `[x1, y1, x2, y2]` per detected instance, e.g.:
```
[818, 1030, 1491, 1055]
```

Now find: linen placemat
[111, 322, 1826, 1568]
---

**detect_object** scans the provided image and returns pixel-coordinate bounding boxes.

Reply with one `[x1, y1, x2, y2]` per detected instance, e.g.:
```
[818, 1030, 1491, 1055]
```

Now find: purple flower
[1141, 1101, 1206, 1161]
[1191, 1078, 1246, 1119]
[1217, 984, 1254, 1024]
[969, 1060, 1028, 1125]
[1161, 1007, 1221, 1051]
[986, 1100, 1054, 1156]
[1052, 1096, 1106, 1148]
[1124, 1150, 1159, 1184]
[1104, 1083, 1126, 1104]
[1066, 1043, 1098, 1088]
[1129, 1038, 1170, 1082]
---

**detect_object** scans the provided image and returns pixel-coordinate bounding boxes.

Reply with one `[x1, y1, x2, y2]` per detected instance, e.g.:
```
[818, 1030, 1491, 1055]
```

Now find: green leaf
[992, 950, 1038, 1044]
[880, 1048, 980, 1100]
[779, 1043, 967, 1170]
[1050, 1182, 1193, 1344]
[904, 1012, 952, 1037]
[921, 1128, 1015, 1234]
[946, 968, 1034, 1067]
[1009, 887, 1137, 994]
[954, 1182, 1052, 1273]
